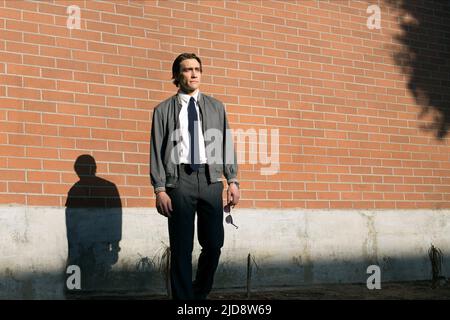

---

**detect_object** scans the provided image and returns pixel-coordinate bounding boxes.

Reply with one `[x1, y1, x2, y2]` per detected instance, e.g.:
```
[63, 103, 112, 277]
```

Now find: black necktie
[188, 97, 200, 171]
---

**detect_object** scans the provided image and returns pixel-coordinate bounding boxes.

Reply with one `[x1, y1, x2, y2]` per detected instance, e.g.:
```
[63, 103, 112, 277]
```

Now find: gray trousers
[166, 164, 224, 300]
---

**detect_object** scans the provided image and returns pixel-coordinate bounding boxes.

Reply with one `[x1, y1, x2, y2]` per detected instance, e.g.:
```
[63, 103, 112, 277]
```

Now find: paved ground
[208, 281, 450, 300]
[71, 280, 450, 300]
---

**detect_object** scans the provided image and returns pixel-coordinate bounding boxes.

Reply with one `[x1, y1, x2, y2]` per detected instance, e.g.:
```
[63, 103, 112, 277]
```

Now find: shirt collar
[178, 89, 199, 105]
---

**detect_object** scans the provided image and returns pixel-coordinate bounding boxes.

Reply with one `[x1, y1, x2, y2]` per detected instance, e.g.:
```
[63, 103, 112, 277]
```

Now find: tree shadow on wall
[65, 154, 122, 295]
[388, 0, 450, 139]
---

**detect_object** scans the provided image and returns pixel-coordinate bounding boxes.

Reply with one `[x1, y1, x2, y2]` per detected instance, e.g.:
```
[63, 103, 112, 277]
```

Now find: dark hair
[172, 53, 202, 87]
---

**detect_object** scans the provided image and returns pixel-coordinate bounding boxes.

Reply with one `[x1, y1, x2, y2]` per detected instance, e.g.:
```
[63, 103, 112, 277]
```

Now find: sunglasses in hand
[224, 203, 238, 229]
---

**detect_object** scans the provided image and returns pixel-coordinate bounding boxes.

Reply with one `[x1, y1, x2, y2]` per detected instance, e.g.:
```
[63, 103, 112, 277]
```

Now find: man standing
[150, 53, 240, 300]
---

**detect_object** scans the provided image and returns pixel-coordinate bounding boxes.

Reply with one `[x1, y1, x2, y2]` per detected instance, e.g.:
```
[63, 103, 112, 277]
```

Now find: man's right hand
[156, 192, 173, 217]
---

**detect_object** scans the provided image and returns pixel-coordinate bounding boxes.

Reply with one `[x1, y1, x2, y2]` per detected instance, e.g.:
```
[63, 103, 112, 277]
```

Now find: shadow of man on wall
[65, 154, 122, 295]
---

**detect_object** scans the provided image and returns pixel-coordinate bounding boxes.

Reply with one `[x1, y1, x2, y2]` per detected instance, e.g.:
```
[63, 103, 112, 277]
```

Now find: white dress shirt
[177, 90, 207, 164]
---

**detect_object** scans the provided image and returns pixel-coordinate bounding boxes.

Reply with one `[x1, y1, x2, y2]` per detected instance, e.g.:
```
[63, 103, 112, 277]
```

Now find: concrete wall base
[1, 206, 449, 299]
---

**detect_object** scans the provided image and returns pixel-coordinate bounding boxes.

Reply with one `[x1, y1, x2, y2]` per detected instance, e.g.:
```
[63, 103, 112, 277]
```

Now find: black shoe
[193, 293, 207, 300]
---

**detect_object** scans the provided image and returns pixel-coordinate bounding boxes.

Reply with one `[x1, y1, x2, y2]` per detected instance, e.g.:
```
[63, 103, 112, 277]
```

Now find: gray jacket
[150, 92, 238, 193]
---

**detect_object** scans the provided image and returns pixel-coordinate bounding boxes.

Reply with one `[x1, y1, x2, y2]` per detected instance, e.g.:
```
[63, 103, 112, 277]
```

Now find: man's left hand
[227, 183, 240, 207]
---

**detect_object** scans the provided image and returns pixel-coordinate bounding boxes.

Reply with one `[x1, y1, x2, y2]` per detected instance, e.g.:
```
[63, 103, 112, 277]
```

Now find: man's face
[178, 59, 201, 94]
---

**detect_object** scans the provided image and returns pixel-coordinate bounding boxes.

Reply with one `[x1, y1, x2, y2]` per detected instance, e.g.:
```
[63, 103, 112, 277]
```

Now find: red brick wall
[1, 0, 449, 209]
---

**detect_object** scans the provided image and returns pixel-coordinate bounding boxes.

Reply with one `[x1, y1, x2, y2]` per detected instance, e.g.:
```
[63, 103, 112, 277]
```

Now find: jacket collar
[197, 92, 205, 113]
